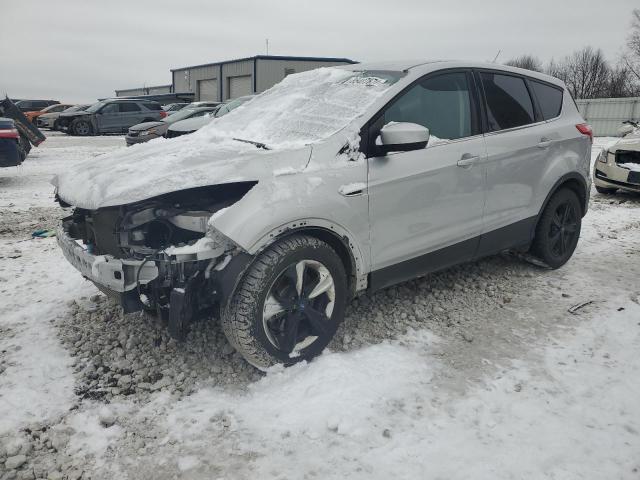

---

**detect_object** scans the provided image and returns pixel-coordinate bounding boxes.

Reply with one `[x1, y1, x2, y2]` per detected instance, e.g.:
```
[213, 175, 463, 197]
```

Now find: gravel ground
[0, 134, 639, 479]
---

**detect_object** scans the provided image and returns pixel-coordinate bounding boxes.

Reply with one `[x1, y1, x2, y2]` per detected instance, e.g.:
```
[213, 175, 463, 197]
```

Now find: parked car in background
[184, 101, 222, 109]
[57, 99, 167, 136]
[0, 118, 23, 167]
[594, 120, 640, 194]
[39, 104, 91, 129]
[162, 103, 188, 114]
[166, 96, 253, 138]
[125, 106, 219, 146]
[25, 103, 74, 124]
[14, 99, 59, 112]
[54, 62, 592, 369]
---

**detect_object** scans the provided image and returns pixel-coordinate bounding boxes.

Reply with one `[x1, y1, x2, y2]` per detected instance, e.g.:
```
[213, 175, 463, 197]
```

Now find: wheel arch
[246, 220, 368, 296]
[538, 172, 589, 220]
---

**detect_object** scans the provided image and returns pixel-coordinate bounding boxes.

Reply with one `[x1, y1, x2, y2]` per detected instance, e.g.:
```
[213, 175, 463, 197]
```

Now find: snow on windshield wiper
[233, 138, 270, 150]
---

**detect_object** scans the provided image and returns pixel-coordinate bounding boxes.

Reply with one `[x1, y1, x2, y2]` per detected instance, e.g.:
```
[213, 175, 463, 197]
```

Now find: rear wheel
[222, 235, 347, 370]
[71, 119, 92, 136]
[595, 185, 617, 195]
[531, 188, 582, 269]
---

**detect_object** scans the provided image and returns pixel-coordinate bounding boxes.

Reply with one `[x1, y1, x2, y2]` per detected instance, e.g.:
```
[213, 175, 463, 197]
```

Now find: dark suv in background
[14, 99, 59, 112]
[57, 99, 166, 136]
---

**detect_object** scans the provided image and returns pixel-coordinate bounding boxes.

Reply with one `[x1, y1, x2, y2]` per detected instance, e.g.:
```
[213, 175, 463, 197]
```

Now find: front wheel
[222, 235, 348, 370]
[71, 119, 92, 136]
[531, 188, 582, 269]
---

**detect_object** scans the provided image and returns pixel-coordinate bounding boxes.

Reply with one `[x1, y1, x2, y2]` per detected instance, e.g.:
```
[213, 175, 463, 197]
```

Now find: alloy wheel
[262, 259, 336, 355]
[548, 201, 578, 258]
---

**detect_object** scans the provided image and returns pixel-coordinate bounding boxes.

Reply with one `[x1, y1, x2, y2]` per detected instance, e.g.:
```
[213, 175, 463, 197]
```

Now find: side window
[51, 105, 66, 112]
[480, 72, 535, 131]
[100, 103, 120, 114]
[120, 103, 141, 112]
[383, 72, 473, 141]
[143, 103, 161, 111]
[529, 80, 563, 120]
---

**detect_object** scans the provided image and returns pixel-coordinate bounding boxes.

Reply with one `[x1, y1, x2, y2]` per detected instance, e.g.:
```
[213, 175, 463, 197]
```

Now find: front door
[367, 70, 486, 290]
[96, 103, 122, 132]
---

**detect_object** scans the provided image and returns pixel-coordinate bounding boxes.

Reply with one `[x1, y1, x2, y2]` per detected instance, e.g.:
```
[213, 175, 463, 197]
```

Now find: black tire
[71, 119, 92, 136]
[595, 185, 617, 195]
[531, 188, 582, 269]
[222, 235, 348, 370]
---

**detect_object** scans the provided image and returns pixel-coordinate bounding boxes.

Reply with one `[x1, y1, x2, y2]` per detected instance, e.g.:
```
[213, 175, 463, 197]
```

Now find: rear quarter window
[142, 103, 162, 111]
[529, 80, 563, 120]
[480, 72, 535, 131]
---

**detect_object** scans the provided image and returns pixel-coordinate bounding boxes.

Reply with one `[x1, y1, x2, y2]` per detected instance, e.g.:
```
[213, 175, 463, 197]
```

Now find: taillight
[576, 123, 593, 143]
[0, 128, 19, 139]
[159, 111, 167, 119]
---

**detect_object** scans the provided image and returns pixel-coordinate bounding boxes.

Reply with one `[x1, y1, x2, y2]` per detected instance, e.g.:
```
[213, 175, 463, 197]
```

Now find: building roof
[170, 55, 357, 72]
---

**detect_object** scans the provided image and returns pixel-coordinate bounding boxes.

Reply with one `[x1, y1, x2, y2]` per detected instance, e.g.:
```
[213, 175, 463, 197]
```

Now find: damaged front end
[57, 183, 256, 338]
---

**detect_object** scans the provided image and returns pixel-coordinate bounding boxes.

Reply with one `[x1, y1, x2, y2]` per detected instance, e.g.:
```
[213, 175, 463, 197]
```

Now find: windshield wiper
[233, 137, 270, 150]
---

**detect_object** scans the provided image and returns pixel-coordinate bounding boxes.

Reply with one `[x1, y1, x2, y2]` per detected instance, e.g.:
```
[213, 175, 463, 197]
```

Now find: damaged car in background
[54, 62, 592, 369]
[594, 120, 640, 194]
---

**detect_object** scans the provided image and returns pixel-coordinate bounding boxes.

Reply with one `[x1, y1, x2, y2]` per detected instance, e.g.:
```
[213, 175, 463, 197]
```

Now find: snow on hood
[54, 67, 395, 209]
[54, 137, 312, 209]
[610, 134, 640, 153]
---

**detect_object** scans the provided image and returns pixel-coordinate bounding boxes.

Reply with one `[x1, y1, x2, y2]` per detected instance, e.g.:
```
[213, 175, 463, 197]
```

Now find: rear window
[529, 80, 563, 120]
[480, 72, 535, 131]
[120, 103, 141, 112]
[142, 103, 162, 111]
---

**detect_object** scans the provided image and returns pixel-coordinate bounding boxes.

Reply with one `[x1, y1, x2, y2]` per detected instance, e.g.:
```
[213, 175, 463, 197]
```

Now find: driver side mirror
[377, 122, 430, 154]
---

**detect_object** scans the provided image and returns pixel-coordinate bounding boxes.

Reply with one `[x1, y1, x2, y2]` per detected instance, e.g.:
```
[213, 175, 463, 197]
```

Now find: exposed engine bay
[57, 182, 257, 338]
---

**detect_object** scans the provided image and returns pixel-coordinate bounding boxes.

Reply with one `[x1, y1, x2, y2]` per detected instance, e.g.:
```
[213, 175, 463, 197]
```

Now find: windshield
[85, 101, 107, 113]
[197, 68, 402, 149]
[166, 108, 215, 123]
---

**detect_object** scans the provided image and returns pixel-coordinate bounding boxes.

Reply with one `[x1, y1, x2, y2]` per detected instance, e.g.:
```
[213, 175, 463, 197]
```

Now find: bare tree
[504, 55, 543, 72]
[546, 47, 611, 99]
[609, 65, 639, 97]
[623, 9, 640, 84]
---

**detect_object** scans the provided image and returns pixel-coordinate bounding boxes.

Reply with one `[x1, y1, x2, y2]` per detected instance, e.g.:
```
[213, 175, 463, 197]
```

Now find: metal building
[115, 85, 173, 97]
[576, 97, 640, 136]
[171, 55, 356, 102]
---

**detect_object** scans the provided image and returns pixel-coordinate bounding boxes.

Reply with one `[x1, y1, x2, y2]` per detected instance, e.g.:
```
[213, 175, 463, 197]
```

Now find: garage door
[198, 79, 218, 101]
[228, 75, 252, 99]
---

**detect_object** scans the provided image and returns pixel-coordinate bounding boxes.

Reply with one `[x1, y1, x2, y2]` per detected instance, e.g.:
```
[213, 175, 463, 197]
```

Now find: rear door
[367, 70, 487, 289]
[119, 102, 143, 130]
[475, 70, 552, 255]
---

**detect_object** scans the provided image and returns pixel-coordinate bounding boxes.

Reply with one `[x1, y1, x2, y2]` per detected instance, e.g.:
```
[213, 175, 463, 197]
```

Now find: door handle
[457, 153, 480, 168]
[537, 137, 553, 148]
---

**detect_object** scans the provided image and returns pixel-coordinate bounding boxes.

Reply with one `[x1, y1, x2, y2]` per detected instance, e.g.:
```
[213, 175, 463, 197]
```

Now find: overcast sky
[1, 0, 636, 103]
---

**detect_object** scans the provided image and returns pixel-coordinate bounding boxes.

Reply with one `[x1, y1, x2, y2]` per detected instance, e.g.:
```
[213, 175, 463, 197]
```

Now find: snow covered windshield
[194, 68, 402, 149]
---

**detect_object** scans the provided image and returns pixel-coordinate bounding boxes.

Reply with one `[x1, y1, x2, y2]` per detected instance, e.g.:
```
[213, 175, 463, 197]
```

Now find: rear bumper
[56, 225, 158, 293]
[0, 139, 21, 167]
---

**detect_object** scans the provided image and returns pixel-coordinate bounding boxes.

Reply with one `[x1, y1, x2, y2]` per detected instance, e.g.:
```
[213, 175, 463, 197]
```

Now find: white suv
[54, 61, 592, 369]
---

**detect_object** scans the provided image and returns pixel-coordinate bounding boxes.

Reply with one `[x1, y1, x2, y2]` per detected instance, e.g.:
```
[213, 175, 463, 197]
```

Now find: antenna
[491, 50, 502, 63]
[266, 38, 269, 55]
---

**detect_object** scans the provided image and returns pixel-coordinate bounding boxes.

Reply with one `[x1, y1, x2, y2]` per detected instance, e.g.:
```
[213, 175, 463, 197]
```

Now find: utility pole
[266, 38, 269, 55]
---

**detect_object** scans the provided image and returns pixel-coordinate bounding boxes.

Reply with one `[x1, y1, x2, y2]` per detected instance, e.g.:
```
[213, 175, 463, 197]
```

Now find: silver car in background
[54, 61, 592, 369]
[594, 121, 640, 194]
[38, 104, 90, 129]
[125, 106, 219, 146]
